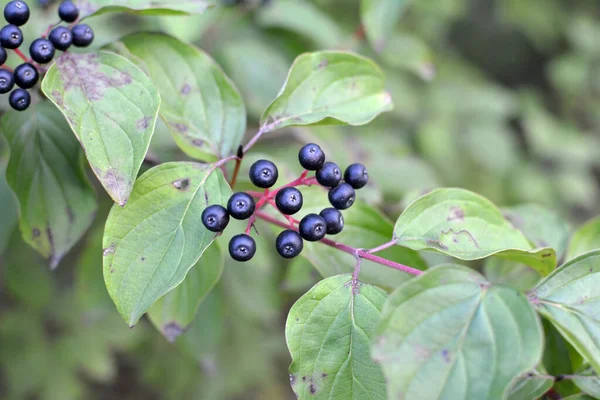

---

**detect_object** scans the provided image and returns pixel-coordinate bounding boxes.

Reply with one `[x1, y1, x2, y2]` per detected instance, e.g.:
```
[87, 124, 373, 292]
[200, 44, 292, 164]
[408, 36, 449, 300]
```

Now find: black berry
[227, 192, 255, 220]
[316, 162, 342, 187]
[0, 24, 22, 49]
[0, 68, 14, 94]
[29, 38, 55, 64]
[328, 183, 356, 210]
[0, 46, 6, 65]
[71, 24, 94, 47]
[9, 88, 30, 111]
[201, 205, 230, 233]
[319, 208, 344, 235]
[299, 214, 327, 242]
[48, 26, 72, 51]
[276, 230, 303, 258]
[229, 234, 256, 262]
[4, 1, 29, 26]
[298, 143, 325, 171]
[58, 0, 79, 22]
[14, 63, 38, 89]
[249, 159, 278, 188]
[275, 187, 303, 215]
[344, 163, 368, 189]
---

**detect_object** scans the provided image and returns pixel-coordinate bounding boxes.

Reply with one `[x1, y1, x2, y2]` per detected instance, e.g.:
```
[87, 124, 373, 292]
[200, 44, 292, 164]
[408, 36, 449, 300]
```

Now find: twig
[254, 211, 423, 276]
[13, 48, 30, 63]
[230, 145, 244, 188]
[368, 239, 398, 254]
[242, 120, 281, 155]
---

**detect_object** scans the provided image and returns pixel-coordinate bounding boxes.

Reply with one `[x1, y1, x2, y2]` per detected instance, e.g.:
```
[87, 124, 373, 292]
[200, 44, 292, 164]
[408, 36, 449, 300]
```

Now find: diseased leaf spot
[52, 90, 63, 106]
[441, 349, 451, 363]
[163, 322, 184, 342]
[440, 228, 480, 249]
[169, 122, 189, 133]
[172, 178, 190, 191]
[181, 83, 191, 95]
[141, 257, 145, 261]
[192, 139, 204, 147]
[321, 373, 327, 378]
[56, 52, 133, 101]
[103, 169, 129, 206]
[66, 206, 75, 224]
[136, 116, 152, 130]
[32, 228, 41, 237]
[103, 244, 115, 256]
[318, 60, 328, 69]
[309, 383, 317, 395]
[541, 253, 552, 258]
[447, 206, 465, 222]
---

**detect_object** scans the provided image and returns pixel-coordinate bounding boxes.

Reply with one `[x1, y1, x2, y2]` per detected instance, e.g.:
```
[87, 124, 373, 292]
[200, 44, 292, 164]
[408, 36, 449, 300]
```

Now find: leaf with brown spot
[1, 103, 97, 268]
[103, 162, 230, 326]
[286, 274, 387, 399]
[79, 0, 213, 19]
[42, 51, 161, 206]
[394, 188, 557, 276]
[112, 33, 246, 162]
[374, 265, 544, 400]
[148, 242, 223, 341]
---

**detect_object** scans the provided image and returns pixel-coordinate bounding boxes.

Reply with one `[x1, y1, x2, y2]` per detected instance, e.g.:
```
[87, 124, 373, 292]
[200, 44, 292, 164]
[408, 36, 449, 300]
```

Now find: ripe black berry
[276, 230, 303, 258]
[71, 24, 94, 47]
[49, 26, 72, 51]
[298, 143, 325, 171]
[328, 183, 356, 210]
[316, 162, 341, 187]
[249, 159, 278, 188]
[0, 68, 14, 94]
[4, 1, 29, 26]
[344, 163, 368, 189]
[58, 0, 79, 22]
[9, 88, 30, 111]
[29, 38, 55, 64]
[0, 24, 22, 49]
[0, 46, 6, 65]
[229, 234, 256, 262]
[201, 205, 230, 233]
[227, 192, 255, 220]
[319, 208, 344, 235]
[14, 63, 38, 89]
[299, 214, 327, 242]
[275, 187, 303, 215]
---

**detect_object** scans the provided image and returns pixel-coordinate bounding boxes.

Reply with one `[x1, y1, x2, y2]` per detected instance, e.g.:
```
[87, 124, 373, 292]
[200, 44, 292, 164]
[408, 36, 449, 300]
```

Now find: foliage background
[1, 0, 599, 398]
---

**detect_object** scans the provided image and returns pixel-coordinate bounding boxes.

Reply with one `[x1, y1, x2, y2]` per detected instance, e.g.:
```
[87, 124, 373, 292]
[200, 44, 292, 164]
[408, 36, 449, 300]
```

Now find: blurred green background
[1, 0, 600, 399]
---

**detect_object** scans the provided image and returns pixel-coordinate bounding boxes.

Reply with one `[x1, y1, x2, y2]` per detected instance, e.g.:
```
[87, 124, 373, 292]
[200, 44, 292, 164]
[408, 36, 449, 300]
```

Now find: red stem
[368, 239, 398, 254]
[254, 210, 422, 276]
[13, 48, 29, 63]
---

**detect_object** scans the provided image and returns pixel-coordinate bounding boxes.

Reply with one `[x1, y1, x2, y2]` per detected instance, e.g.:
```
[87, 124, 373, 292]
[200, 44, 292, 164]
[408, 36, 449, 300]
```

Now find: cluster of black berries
[201, 143, 369, 262]
[0, 1, 94, 111]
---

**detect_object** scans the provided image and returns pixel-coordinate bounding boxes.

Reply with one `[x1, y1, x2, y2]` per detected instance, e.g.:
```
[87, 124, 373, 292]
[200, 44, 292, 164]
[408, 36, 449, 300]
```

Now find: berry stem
[242, 120, 281, 155]
[41, 21, 61, 38]
[368, 239, 398, 254]
[254, 210, 423, 276]
[13, 48, 30, 63]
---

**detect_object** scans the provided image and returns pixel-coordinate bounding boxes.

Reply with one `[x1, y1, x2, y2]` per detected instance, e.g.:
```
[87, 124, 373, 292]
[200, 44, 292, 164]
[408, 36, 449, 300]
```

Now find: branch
[242, 120, 281, 155]
[254, 210, 423, 276]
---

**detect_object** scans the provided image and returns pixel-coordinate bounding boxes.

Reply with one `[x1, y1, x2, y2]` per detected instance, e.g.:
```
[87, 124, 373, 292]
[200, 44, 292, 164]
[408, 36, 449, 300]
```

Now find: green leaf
[216, 39, 290, 119]
[483, 258, 542, 292]
[572, 365, 600, 398]
[380, 34, 435, 80]
[103, 162, 231, 326]
[360, 0, 410, 52]
[116, 33, 246, 161]
[1, 103, 97, 268]
[502, 204, 570, 260]
[567, 216, 600, 261]
[531, 250, 600, 375]
[286, 274, 387, 399]
[148, 243, 224, 342]
[373, 265, 544, 400]
[79, 0, 213, 18]
[563, 395, 596, 400]
[0, 152, 17, 255]
[507, 369, 553, 400]
[255, 0, 345, 49]
[42, 52, 161, 206]
[261, 51, 393, 132]
[276, 186, 425, 291]
[393, 188, 557, 275]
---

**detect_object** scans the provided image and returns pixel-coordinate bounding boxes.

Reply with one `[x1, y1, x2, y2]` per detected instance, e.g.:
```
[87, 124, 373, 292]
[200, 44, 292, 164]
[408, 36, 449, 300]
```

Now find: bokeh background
[1, 0, 600, 399]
